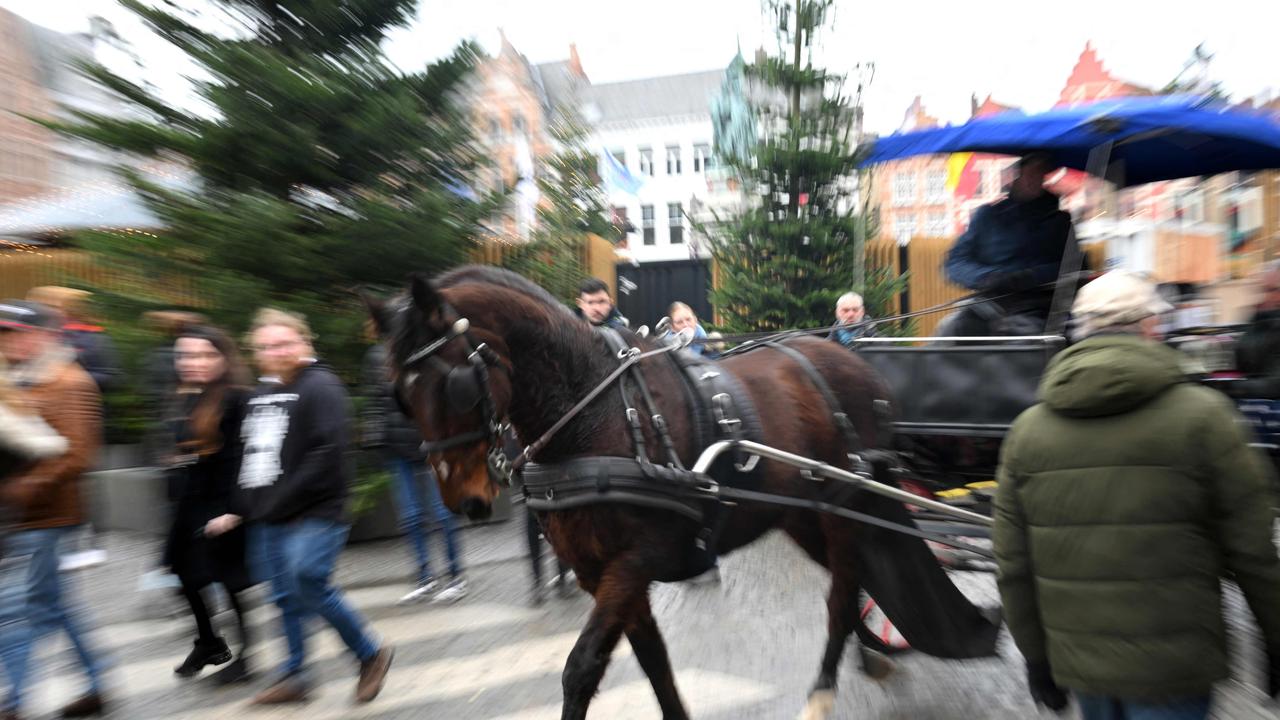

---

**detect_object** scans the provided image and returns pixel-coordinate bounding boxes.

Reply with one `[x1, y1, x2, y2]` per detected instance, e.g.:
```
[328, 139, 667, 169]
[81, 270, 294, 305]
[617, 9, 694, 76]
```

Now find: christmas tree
[55, 0, 493, 368]
[710, 0, 876, 333]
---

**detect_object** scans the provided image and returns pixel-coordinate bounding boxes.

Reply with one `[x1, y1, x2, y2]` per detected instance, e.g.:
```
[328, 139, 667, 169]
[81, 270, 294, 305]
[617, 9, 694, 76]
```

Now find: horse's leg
[798, 531, 894, 720]
[560, 564, 644, 720]
[626, 598, 689, 720]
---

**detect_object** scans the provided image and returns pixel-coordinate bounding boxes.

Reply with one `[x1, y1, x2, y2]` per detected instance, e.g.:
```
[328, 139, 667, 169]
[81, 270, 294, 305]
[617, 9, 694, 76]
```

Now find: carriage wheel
[856, 591, 911, 654]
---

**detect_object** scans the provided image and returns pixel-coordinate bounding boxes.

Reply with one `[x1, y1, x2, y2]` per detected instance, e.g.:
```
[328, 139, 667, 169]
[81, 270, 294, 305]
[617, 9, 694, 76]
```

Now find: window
[639, 147, 654, 176]
[668, 202, 684, 244]
[693, 143, 713, 173]
[666, 145, 681, 175]
[925, 170, 946, 202]
[892, 172, 916, 206]
[925, 211, 947, 237]
[641, 204, 655, 245]
[611, 149, 626, 168]
[895, 216, 917, 245]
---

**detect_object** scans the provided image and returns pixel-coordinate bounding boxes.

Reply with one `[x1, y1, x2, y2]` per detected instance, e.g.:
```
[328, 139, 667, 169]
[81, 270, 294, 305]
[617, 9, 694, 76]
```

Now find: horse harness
[398, 315, 514, 486]
[400, 313, 995, 562]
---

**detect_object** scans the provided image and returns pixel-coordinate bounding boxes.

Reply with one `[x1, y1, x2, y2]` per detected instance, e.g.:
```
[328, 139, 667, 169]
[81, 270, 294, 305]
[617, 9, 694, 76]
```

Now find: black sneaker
[174, 637, 232, 678]
[210, 656, 252, 685]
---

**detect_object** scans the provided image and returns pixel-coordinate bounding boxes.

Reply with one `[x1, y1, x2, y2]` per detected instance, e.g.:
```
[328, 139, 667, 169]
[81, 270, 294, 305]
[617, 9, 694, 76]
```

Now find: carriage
[370, 93, 1280, 720]
[847, 94, 1280, 545]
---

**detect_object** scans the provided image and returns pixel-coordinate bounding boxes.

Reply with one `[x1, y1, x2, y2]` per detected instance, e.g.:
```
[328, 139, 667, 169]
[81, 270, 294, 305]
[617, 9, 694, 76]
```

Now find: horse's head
[365, 274, 512, 520]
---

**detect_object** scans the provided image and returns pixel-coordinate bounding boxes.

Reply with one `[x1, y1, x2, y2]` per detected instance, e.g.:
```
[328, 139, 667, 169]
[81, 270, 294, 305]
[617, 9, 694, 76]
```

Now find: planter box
[86, 466, 168, 535]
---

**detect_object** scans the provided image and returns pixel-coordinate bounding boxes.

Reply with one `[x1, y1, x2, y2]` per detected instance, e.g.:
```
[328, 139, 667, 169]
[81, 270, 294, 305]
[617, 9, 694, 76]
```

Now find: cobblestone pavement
[16, 524, 1279, 719]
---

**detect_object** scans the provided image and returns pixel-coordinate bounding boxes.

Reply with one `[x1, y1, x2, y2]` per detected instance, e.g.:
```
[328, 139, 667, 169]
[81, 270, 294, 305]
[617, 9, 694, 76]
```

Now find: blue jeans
[0, 528, 107, 712]
[250, 519, 379, 677]
[1076, 693, 1211, 720]
[389, 457, 462, 582]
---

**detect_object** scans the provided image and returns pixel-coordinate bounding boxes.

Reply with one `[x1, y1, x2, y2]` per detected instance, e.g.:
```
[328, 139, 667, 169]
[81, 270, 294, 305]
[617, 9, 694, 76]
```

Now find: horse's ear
[409, 273, 442, 314]
[359, 289, 393, 337]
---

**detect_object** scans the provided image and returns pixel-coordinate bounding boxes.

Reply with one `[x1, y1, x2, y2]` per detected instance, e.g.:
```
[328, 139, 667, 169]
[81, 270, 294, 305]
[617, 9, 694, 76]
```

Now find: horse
[365, 266, 1000, 720]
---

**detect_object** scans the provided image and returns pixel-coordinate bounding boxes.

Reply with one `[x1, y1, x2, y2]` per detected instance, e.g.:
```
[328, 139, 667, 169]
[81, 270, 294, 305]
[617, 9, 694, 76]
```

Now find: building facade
[584, 70, 726, 263]
[0, 10, 125, 206]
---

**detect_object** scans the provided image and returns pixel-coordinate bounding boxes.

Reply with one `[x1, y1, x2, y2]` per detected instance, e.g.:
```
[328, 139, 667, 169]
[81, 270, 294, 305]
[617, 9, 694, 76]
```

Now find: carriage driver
[938, 152, 1080, 336]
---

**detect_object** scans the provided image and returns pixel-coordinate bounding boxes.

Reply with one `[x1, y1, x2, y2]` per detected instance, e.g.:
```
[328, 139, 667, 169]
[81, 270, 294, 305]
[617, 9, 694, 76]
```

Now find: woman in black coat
[161, 325, 253, 682]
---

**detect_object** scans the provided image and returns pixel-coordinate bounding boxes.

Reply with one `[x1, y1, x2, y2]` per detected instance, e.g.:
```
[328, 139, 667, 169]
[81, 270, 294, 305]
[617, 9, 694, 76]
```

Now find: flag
[602, 149, 644, 196]
[946, 152, 980, 199]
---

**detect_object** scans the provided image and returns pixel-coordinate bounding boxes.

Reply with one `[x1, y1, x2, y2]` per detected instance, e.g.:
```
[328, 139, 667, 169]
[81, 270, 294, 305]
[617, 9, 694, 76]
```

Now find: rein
[710, 284, 1048, 351]
[512, 343, 681, 472]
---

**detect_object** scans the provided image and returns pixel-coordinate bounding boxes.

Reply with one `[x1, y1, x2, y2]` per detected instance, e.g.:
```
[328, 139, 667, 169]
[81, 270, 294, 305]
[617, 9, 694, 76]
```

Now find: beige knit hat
[1072, 270, 1173, 338]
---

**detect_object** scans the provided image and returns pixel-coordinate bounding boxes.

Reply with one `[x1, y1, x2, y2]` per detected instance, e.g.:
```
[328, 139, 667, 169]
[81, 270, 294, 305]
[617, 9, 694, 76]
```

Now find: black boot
[174, 637, 232, 678]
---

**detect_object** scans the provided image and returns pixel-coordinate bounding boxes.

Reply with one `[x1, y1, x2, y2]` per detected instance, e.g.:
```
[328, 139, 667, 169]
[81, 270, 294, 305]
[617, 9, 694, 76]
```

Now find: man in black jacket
[206, 308, 393, 705]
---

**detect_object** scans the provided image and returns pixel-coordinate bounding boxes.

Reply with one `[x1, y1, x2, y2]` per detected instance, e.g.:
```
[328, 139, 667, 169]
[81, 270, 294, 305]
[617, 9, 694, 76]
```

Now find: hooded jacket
[994, 334, 1280, 700]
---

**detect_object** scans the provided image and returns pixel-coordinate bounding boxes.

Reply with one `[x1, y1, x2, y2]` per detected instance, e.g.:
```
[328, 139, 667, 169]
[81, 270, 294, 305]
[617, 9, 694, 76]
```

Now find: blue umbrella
[862, 95, 1280, 187]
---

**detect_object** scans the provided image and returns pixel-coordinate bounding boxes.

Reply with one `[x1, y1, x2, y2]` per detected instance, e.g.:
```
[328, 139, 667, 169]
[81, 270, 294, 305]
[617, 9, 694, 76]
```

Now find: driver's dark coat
[945, 192, 1073, 290]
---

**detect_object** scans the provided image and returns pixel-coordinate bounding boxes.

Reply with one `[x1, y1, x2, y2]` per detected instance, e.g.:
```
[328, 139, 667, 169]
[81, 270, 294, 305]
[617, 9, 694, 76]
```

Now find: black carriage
[844, 95, 1280, 543]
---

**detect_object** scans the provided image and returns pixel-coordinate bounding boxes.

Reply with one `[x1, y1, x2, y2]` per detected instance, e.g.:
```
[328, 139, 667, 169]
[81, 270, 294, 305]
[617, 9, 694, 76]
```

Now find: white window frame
[668, 202, 684, 244]
[666, 145, 682, 175]
[925, 170, 946, 203]
[892, 172, 916, 207]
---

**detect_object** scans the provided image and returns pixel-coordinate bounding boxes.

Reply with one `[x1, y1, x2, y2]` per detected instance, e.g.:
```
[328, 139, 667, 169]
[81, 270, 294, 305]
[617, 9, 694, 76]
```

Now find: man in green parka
[994, 270, 1280, 720]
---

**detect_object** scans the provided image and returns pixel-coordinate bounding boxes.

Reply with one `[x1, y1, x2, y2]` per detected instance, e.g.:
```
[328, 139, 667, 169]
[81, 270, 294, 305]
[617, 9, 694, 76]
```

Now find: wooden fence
[472, 233, 617, 297]
[866, 237, 964, 336]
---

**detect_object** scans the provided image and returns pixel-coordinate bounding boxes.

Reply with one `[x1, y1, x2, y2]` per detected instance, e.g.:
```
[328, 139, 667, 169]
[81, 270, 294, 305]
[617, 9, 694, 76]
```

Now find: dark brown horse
[366, 266, 998, 720]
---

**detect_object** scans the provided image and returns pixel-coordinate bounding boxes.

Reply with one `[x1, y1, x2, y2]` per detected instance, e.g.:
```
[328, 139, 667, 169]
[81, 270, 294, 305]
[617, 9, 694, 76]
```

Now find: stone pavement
[16, 524, 1280, 719]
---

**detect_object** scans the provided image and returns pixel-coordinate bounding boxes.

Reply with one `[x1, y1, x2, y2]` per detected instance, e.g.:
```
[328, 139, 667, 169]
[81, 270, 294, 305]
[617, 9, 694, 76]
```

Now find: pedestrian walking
[994, 271, 1280, 720]
[361, 332, 466, 606]
[205, 308, 393, 705]
[162, 325, 254, 683]
[0, 300, 111, 719]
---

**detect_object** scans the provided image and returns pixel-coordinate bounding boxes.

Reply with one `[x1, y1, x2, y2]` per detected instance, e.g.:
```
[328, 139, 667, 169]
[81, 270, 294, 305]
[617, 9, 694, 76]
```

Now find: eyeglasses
[252, 339, 300, 353]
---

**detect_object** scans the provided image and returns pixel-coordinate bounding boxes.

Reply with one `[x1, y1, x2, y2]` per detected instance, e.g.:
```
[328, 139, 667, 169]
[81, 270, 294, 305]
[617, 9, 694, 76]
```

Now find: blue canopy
[862, 96, 1280, 187]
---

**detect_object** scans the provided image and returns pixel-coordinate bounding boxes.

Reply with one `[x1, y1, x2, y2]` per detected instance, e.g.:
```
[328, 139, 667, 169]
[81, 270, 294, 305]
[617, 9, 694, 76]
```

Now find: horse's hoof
[797, 689, 835, 720]
[860, 648, 897, 681]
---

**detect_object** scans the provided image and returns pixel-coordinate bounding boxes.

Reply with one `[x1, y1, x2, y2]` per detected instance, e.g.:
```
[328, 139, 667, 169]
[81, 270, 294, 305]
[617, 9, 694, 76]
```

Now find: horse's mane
[434, 265, 571, 314]
[390, 265, 587, 356]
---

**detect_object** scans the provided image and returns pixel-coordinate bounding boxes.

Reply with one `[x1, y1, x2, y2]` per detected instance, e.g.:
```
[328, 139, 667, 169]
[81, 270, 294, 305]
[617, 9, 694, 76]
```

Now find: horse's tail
[851, 462, 1001, 659]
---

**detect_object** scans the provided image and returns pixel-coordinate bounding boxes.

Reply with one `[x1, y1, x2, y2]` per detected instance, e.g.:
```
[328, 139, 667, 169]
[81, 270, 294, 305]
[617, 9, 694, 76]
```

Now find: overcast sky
[4, 0, 1278, 133]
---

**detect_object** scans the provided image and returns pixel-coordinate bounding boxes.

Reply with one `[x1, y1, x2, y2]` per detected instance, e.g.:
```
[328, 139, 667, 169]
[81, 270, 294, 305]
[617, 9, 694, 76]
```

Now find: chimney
[568, 43, 584, 77]
[971, 93, 979, 118]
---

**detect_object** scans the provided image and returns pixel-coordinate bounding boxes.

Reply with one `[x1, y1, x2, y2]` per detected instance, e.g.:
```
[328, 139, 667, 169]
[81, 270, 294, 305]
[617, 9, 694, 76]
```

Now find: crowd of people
[0, 212, 1277, 720]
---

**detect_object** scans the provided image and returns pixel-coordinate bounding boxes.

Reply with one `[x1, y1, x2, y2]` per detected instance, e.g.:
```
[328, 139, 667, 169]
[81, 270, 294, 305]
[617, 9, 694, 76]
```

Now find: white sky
[4, 0, 1279, 133]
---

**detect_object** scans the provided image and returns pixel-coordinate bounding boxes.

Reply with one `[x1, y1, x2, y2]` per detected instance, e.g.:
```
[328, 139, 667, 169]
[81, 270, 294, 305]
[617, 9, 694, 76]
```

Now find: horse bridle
[399, 313, 514, 486]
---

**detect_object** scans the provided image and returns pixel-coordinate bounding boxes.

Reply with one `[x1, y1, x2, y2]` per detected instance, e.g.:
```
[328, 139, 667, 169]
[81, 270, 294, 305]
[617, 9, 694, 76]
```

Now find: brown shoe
[250, 676, 310, 705]
[60, 692, 105, 718]
[3, 709, 21, 720]
[355, 645, 394, 703]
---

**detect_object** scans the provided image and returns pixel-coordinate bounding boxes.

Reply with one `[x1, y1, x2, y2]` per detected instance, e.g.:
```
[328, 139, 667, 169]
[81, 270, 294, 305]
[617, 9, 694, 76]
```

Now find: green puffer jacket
[994, 334, 1280, 700]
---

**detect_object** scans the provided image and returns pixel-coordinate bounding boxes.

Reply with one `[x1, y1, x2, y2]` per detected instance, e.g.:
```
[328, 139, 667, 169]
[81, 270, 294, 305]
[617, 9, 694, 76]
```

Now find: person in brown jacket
[0, 300, 110, 720]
